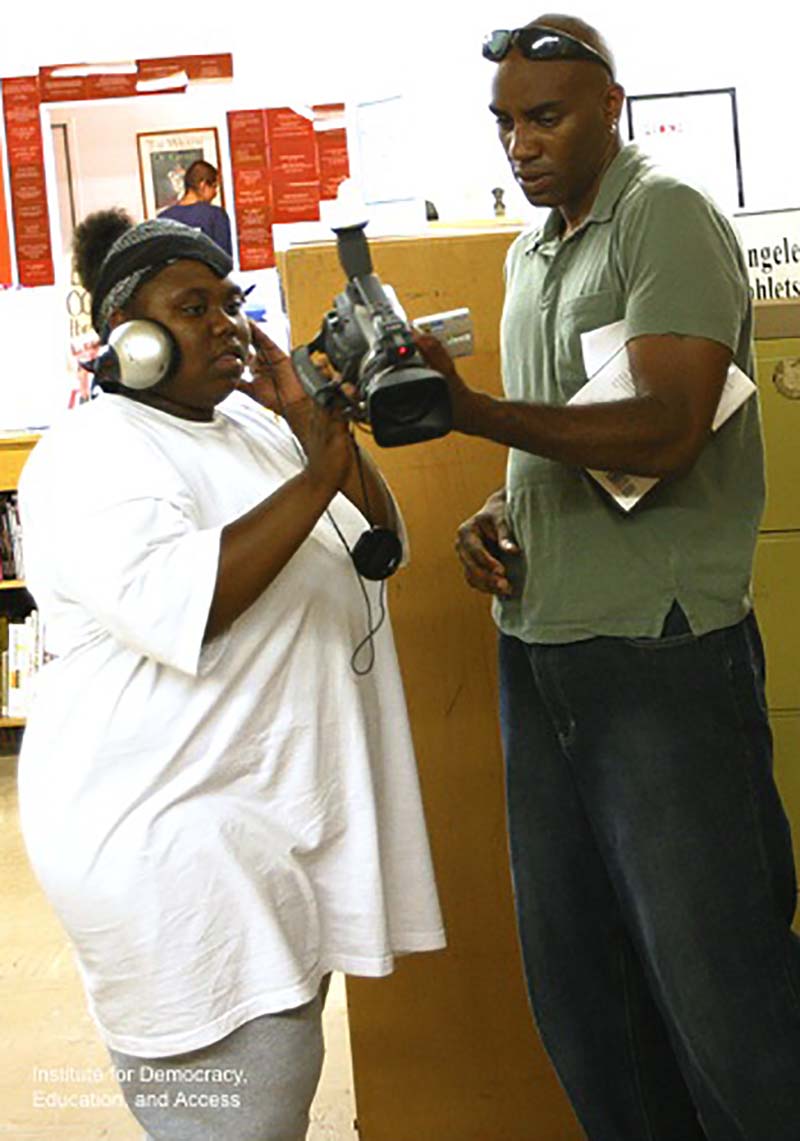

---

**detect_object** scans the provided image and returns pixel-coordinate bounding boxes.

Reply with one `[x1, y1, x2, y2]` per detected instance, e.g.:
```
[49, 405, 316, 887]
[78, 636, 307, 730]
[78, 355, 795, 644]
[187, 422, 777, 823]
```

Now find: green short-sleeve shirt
[495, 144, 764, 643]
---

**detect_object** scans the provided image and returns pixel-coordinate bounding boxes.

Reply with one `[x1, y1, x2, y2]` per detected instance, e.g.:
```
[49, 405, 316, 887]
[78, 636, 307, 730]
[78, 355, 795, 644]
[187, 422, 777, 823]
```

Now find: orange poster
[313, 104, 350, 201]
[0, 134, 12, 286]
[39, 65, 139, 103]
[1, 76, 54, 287]
[266, 107, 321, 224]
[138, 54, 233, 84]
[227, 109, 275, 270]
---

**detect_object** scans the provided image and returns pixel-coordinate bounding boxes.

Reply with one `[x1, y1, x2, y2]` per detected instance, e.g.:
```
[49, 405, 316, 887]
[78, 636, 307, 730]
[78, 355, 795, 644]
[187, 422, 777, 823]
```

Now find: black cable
[321, 506, 388, 675]
[352, 437, 373, 521]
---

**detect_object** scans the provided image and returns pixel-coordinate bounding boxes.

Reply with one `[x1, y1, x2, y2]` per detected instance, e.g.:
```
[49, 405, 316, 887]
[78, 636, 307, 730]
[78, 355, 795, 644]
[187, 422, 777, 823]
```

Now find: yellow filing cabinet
[754, 308, 800, 532]
[752, 534, 800, 711]
[753, 299, 800, 931]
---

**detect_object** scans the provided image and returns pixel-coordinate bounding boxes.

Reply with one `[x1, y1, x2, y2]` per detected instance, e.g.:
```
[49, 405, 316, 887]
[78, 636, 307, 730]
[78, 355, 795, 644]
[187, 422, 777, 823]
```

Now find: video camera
[291, 223, 453, 447]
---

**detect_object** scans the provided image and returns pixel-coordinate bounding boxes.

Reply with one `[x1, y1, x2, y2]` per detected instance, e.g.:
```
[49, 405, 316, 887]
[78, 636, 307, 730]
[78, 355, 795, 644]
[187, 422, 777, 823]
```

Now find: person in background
[415, 13, 800, 1140]
[158, 159, 233, 256]
[17, 209, 444, 1141]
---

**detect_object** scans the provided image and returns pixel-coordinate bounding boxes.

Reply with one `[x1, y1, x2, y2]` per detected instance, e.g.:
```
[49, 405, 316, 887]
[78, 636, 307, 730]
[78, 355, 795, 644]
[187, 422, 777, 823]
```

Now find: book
[2, 610, 41, 718]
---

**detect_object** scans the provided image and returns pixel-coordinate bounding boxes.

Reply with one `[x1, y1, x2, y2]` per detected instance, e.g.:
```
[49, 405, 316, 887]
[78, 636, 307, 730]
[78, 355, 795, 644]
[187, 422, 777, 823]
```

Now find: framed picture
[136, 127, 223, 219]
[626, 88, 744, 212]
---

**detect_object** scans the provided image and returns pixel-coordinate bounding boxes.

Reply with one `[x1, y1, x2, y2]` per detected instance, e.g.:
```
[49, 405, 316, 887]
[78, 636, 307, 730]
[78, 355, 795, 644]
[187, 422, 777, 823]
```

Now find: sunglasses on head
[482, 25, 614, 80]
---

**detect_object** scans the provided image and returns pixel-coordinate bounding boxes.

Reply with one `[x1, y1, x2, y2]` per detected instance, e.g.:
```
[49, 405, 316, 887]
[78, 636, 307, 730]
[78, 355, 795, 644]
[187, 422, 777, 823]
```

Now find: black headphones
[350, 525, 403, 580]
[84, 319, 180, 391]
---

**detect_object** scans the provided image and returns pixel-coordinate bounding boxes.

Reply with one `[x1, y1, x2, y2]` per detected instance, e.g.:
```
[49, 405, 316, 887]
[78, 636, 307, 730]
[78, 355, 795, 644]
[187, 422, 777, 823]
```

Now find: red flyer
[135, 54, 233, 89]
[0, 135, 12, 285]
[227, 110, 275, 270]
[1, 77, 54, 287]
[39, 65, 140, 103]
[181, 55, 233, 81]
[266, 107, 320, 224]
[313, 104, 350, 201]
[39, 67, 90, 103]
[86, 72, 139, 100]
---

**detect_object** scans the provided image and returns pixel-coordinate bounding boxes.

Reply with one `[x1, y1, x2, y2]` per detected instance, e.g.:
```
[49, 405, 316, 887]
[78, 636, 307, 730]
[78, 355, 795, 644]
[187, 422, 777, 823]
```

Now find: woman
[17, 211, 444, 1141]
[157, 159, 232, 256]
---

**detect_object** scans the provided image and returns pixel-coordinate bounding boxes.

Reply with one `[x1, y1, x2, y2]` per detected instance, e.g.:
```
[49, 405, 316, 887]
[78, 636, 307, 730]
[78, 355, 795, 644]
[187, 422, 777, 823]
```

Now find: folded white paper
[571, 321, 756, 511]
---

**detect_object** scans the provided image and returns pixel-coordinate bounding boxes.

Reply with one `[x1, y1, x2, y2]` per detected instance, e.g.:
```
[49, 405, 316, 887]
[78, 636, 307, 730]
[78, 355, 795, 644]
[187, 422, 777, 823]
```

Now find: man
[159, 159, 233, 255]
[417, 14, 800, 1141]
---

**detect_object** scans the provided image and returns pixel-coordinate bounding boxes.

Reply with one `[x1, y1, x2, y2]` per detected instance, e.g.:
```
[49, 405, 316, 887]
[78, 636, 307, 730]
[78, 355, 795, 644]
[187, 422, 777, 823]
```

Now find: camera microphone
[333, 221, 374, 278]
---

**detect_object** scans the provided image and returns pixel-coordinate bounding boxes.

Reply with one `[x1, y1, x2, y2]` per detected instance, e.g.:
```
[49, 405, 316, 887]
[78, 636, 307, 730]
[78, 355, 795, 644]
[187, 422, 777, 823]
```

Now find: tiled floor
[0, 755, 358, 1139]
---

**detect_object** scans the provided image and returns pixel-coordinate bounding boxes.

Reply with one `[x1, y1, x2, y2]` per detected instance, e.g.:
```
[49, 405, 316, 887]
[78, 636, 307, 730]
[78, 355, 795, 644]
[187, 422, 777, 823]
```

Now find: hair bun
[72, 208, 134, 294]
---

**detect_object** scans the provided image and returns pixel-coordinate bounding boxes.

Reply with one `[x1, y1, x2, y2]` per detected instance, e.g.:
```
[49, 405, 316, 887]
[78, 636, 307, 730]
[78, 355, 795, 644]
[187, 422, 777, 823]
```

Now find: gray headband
[92, 219, 234, 335]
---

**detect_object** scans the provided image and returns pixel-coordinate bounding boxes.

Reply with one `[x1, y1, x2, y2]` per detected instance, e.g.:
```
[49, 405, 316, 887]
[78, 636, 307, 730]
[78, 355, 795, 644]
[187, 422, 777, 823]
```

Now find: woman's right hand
[244, 321, 308, 413]
[455, 488, 520, 597]
[205, 399, 355, 643]
[300, 399, 354, 495]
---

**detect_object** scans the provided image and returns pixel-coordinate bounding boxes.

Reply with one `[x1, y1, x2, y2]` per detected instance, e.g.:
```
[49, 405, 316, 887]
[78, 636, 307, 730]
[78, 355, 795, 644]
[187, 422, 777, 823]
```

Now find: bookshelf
[0, 434, 39, 735]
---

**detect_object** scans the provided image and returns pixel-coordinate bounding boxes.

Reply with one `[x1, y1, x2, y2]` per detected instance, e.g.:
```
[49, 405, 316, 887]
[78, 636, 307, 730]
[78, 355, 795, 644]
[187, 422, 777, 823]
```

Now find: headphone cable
[262, 368, 386, 675]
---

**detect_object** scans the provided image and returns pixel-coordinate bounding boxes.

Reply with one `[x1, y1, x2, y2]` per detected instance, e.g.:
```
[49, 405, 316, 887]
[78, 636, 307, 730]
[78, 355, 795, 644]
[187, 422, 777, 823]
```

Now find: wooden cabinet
[281, 229, 583, 1141]
[0, 434, 39, 732]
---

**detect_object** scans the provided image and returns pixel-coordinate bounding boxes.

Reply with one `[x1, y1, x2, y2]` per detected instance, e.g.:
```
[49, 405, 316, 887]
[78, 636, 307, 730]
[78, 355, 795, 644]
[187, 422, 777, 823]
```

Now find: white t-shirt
[17, 391, 445, 1058]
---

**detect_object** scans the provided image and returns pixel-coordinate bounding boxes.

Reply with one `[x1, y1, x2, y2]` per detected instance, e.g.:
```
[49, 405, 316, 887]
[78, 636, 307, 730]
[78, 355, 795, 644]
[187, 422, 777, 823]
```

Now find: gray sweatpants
[108, 981, 328, 1141]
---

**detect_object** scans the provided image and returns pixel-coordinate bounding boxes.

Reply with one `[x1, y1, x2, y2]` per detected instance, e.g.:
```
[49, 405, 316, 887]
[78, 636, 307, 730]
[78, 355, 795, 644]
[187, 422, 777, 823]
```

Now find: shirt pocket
[555, 289, 623, 399]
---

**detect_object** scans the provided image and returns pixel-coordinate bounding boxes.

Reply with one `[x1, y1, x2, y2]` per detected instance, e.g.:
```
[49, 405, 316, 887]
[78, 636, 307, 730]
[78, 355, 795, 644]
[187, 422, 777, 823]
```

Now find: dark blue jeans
[499, 608, 800, 1141]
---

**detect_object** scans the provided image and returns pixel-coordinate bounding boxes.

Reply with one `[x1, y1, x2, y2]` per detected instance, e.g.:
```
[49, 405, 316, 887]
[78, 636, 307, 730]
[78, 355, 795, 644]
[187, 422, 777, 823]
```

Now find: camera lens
[368, 369, 452, 446]
[379, 380, 436, 425]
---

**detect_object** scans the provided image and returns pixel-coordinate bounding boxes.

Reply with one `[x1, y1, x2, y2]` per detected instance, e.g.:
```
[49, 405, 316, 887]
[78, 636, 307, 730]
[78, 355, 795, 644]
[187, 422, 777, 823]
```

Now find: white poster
[627, 89, 743, 215]
[346, 95, 425, 235]
[353, 95, 415, 205]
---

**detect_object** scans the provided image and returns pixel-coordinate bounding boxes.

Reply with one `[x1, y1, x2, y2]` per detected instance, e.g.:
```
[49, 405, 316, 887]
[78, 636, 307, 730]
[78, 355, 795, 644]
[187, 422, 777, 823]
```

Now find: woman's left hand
[239, 321, 309, 414]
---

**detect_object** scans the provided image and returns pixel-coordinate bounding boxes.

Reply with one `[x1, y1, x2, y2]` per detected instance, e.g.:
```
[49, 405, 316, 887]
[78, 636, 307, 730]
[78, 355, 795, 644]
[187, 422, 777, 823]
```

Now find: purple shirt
[157, 202, 233, 257]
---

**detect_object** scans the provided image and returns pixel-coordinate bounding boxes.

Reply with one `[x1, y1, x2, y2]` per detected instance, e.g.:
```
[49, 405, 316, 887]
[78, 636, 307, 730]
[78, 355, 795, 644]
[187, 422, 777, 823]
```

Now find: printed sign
[734, 209, 800, 302]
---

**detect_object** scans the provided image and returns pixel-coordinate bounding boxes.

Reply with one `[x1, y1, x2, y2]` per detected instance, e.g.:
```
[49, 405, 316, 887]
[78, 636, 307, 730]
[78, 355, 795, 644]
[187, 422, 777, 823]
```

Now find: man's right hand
[456, 488, 520, 598]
